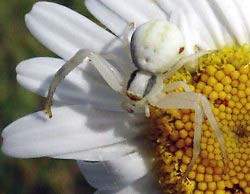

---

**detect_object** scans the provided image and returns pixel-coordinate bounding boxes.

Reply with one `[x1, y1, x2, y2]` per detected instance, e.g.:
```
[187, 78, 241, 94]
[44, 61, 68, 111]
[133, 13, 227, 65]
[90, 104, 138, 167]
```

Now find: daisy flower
[2, 0, 250, 193]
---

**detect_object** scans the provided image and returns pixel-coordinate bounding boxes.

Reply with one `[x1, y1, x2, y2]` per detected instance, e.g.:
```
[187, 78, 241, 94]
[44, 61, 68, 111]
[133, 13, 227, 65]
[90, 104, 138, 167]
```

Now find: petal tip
[1, 132, 14, 158]
[32, 1, 55, 9]
[24, 13, 32, 31]
[1, 141, 26, 159]
[15, 60, 26, 74]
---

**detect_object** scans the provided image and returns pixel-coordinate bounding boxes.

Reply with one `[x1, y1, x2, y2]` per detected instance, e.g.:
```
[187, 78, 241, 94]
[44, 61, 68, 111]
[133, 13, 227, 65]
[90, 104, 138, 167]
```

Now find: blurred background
[0, 0, 97, 193]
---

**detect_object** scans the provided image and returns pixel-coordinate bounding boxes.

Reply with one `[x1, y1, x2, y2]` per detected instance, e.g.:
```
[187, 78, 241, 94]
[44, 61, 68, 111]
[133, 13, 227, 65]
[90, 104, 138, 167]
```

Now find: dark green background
[0, 1, 97, 193]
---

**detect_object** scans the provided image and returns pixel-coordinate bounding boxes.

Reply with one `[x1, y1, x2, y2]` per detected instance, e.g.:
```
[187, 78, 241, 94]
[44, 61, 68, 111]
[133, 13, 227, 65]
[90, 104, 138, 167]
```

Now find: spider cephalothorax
[44, 20, 227, 179]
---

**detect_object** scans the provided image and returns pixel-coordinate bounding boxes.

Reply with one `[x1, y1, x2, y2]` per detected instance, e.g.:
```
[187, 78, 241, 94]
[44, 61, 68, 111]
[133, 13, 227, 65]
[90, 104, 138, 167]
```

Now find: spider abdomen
[131, 20, 185, 74]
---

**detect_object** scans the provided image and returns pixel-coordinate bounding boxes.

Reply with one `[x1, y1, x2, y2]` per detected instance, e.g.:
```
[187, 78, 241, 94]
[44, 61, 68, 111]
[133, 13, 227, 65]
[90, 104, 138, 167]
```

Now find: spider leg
[148, 80, 192, 105]
[183, 101, 204, 180]
[146, 80, 192, 117]
[121, 99, 145, 114]
[44, 49, 125, 118]
[165, 81, 192, 92]
[88, 53, 125, 92]
[151, 92, 204, 179]
[151, 81, 227, 178]
[199, 95, 228, 162]
[163, 50, 214, 80]
[120, 22, 135, 47]
[146, 76, 165, 103]
[44, 49, 90, 118]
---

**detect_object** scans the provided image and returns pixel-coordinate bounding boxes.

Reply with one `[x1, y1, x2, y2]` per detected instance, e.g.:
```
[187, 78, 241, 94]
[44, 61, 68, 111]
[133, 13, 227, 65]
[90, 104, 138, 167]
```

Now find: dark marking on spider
[179, 47, 185, 54]
[126, 93, 142, 101]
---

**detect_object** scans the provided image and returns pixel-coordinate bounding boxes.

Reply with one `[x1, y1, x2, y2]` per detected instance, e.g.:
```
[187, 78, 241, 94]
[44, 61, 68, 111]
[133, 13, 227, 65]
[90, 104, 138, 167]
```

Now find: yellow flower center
[150, 45, 250, 194]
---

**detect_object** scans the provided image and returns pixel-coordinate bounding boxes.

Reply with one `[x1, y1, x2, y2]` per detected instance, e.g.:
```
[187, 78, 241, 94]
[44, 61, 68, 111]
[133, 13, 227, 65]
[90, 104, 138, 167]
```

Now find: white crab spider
[44, 20, 227, 178]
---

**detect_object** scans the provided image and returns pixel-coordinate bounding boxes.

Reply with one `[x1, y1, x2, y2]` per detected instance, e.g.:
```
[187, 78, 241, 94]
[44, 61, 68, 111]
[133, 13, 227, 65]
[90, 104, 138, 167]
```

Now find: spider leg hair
[44, 49, 124, 118]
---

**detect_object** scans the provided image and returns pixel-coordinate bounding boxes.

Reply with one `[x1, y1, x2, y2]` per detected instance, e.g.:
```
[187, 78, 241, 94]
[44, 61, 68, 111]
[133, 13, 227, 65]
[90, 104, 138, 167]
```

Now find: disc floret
[150, 45, 250, 193]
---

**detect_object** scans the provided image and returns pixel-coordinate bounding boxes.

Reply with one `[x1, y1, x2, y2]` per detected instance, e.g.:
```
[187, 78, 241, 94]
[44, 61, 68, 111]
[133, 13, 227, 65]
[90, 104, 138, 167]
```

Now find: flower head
[2, 0, 250, 193]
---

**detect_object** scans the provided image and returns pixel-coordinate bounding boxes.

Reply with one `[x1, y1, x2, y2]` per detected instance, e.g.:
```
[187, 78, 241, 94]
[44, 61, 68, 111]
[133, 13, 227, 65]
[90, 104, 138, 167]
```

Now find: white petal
[234, 0, 250, 37]
[94, 174, 160, 194]
[179, 0, 217, 50]
[78, 152, 151, 190]
[54, 137, 146, 161]
[85, 0, 127, 36]
[155, 0, 250, 53]
[2, 105, 148, 159]
[186, 0, 229, 47]
[169, 10, 197, 55]
[16, 57, 124, 111]
[211, 0, 249, 44]
[25, 1, 132, 73]
[85, 0, 167, 36]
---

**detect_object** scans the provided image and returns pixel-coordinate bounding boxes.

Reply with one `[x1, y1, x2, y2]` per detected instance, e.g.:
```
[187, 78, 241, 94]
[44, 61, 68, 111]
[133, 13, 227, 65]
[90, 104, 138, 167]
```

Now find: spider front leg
[151, 92, 204, 179]
[44, 49, 125, 118]
[164, 81, 192, 93]
[199, 95, 227, 162]
[145, 80, 192, 117]
[152, 91, 227, 179]
[120, 22, 135, 47]
[44, 50, 90, 118]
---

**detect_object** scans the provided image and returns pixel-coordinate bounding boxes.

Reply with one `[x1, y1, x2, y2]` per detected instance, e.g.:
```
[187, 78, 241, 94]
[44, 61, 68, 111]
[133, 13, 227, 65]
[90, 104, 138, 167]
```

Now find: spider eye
[127, 70, 156, 101]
